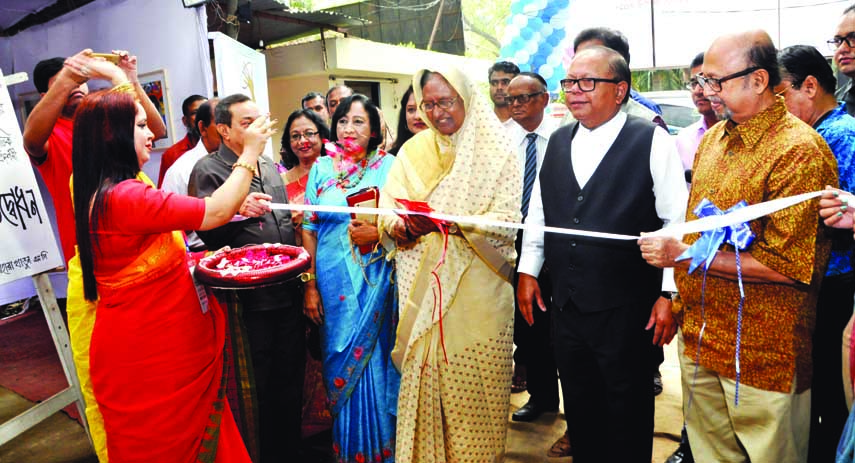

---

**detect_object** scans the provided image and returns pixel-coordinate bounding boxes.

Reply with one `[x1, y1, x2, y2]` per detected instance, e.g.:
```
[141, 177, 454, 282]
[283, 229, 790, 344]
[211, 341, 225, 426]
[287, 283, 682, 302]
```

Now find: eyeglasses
[774, 84, 794, 98]
[684, 77, 701, 91]
[289, 130, 319, 142]
[696, 66, 760, 92]
[560, 77, 620, 93]
[507, 91, 545, 105]
[419, 97, 458, 112]
[828, 32, 855, 51]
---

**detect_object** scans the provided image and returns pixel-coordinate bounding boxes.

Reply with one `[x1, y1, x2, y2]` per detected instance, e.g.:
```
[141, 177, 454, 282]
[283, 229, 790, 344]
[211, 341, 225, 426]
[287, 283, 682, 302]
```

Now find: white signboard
[209, 32, 273, 158]
[564, 0, 844, 69]
[0, 68, 63, 284]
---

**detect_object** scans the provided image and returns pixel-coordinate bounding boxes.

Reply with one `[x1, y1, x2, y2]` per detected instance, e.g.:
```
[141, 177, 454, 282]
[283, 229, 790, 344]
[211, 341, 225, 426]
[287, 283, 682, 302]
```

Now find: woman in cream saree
[380, 67, 521, 463]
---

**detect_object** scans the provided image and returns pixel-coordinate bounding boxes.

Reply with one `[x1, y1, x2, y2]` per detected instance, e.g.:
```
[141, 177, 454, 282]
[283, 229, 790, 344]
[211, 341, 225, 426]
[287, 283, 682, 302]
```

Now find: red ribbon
[396, 198, 450, 364]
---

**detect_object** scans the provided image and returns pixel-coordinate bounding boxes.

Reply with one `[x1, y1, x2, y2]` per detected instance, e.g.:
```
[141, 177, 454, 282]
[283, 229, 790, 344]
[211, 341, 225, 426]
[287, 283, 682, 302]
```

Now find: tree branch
[462, 13, 501, 50]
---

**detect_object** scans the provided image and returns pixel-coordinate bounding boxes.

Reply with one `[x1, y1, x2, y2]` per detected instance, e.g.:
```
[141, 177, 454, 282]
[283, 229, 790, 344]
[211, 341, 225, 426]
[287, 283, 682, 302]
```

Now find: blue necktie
[521, 132, 538, 219]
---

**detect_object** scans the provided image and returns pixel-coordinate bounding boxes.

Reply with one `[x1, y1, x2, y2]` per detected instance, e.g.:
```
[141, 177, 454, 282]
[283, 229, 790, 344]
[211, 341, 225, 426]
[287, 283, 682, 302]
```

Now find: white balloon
[525, 40, 538, 55]
[546, 52, 561, 67]
[514, 49, 531, 64]
[549, 14, 566, 29]
[539, 64, 554, 80]
[522, 2, 538, 15]
[513, 14, 529, 29]
[541, 24, 554, 38]
[501, 24, 520, 46]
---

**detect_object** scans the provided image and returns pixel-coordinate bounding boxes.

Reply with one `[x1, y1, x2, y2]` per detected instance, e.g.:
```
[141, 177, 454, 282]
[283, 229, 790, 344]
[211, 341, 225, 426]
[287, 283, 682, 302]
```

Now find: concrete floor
[0, 342, 684, 463]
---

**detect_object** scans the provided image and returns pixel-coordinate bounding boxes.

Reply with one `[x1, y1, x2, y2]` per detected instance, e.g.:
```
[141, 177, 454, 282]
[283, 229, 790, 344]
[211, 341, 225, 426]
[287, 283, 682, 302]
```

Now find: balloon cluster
[499, 0, 572, 94]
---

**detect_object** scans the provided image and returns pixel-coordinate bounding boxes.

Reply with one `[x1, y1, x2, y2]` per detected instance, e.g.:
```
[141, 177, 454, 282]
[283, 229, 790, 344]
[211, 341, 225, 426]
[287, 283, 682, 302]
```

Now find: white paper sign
[209, 32, 273, 158]
[0, 68, 63, 284]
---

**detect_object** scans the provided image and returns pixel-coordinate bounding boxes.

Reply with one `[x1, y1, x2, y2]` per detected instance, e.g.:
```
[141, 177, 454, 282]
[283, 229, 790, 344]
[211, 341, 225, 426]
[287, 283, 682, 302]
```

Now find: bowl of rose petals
[194, 243, 311, 288]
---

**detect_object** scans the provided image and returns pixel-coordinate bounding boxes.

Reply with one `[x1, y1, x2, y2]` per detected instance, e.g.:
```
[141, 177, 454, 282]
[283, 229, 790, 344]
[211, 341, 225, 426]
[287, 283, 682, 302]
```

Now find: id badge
[186, 253, 209, 314]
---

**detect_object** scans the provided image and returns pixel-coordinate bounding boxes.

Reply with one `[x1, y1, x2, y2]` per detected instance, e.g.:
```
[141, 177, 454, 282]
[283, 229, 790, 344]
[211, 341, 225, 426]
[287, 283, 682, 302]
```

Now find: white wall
[3, 0, 213, 144]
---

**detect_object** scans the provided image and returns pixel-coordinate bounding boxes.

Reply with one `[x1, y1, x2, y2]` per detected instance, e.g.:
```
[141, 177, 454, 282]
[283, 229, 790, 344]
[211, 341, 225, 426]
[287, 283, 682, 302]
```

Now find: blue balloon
[529, 18, 544, 31]
[520, 28, 533, 40]
[511, 1, 524, 15]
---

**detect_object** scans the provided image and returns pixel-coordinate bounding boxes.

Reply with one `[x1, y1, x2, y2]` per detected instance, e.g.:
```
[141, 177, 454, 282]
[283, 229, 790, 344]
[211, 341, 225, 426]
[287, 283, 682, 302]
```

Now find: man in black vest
[517, 46, 688, 462]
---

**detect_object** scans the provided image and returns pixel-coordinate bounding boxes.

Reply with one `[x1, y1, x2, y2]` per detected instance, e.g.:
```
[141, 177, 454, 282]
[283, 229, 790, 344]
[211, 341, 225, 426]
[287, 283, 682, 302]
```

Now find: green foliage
[290, 0, 313, 9]
[397, 41, 417, 49]
[461, 0, 511, 60]
[631, 68, 688, 92]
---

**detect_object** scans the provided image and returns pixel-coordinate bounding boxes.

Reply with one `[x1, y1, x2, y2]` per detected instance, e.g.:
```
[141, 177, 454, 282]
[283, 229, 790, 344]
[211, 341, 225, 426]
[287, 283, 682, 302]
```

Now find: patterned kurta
[676, 98, 838, 393]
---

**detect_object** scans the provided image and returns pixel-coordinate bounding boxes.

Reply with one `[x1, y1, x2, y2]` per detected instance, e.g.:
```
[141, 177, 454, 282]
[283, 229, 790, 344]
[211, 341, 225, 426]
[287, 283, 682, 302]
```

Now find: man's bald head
[708, 30, 781, 92]
[703, 30, 780, 123]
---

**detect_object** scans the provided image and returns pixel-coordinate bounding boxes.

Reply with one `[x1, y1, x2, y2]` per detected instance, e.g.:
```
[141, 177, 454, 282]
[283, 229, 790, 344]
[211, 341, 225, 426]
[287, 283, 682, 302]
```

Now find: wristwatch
[300, 272, 317, 282]
[660, 291, 677, 300]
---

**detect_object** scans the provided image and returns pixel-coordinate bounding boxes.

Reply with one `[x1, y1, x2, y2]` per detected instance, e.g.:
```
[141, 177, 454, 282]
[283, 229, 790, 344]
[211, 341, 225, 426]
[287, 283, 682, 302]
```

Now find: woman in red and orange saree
[67, 86, 274, 462]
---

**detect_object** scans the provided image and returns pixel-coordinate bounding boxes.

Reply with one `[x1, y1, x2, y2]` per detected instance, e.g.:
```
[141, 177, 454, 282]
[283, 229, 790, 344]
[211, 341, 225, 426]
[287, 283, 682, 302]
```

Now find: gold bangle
[300, 272, 317, 282]
[109, 81, 135, 95]
[232, 161, 258, 176]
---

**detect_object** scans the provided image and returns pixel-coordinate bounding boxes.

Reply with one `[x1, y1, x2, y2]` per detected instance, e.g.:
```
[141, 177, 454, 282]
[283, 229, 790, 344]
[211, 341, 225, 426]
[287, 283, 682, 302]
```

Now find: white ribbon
[266, 189, 829, 240]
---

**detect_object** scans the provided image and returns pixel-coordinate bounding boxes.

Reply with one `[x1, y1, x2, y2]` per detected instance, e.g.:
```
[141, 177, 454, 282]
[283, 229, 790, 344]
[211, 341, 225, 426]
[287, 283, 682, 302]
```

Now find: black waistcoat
[540, 115, 663, 312]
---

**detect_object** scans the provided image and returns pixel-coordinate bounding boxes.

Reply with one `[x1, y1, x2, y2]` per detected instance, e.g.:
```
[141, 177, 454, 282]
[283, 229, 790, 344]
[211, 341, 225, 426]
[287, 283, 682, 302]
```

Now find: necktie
[521, 132, 538, 219]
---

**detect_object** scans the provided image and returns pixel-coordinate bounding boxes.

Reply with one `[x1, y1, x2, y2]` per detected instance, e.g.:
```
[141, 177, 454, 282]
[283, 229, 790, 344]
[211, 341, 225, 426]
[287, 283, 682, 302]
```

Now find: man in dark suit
[517, 46, 687, 463]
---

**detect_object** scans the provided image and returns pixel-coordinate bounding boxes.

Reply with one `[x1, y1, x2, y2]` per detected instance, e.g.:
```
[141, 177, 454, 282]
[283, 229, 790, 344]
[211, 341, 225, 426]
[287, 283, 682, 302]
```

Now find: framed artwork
[17, 91, 41, 125]
[138, 69, 175, 150]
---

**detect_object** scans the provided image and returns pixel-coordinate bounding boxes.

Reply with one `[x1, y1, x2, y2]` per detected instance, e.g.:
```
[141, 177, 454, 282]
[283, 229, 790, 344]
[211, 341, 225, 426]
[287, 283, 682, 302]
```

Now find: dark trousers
[553, 299, 655, 463]
[513, 230, 559, 407]
[650, 344, 664, 373]
[244, 306, 306, 463]
[513, 270, 559, 407]
[808, 272, 855, 463]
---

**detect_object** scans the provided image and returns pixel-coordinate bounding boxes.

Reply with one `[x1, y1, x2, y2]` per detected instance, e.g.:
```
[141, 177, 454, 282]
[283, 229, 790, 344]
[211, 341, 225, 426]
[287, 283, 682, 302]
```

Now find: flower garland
[321, 139, 385, 193]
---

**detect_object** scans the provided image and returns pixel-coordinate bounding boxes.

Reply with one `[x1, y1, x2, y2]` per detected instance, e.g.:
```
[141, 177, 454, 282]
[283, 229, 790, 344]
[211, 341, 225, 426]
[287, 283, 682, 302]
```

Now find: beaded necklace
[334, 155, 369, 190]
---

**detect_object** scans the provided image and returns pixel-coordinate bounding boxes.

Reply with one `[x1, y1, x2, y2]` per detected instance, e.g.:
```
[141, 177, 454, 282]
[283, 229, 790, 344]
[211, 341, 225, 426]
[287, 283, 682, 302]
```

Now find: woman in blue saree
[302, 94, 399, 463]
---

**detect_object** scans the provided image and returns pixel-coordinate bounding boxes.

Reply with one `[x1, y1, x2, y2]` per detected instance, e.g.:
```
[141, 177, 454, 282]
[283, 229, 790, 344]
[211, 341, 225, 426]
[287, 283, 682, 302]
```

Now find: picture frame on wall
[17, 91, 41, 125]
[138, 69, 175, 150]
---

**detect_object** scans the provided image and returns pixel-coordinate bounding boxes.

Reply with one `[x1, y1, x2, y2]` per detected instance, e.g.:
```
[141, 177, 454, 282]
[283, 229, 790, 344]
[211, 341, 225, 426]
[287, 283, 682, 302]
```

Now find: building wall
[265, 37, 491, 148]
[268, 73, 330, 153]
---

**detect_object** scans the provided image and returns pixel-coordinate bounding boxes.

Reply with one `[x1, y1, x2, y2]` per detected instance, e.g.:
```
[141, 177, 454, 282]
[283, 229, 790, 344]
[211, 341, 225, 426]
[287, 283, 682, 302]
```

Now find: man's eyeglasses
[828, 33, 855, 50]
[560, 77, 620, 93]
[774, 84, 793, 98]
[507, 91, 545, 105]
[696, 66, 760, 92]
[289, 130, 319, 142]
[684, 77, 701, 91]
[419, 97, 458, 112]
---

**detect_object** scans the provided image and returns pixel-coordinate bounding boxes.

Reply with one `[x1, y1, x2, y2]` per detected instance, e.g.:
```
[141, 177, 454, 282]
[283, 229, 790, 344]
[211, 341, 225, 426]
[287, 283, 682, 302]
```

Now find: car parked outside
[642, 90, 700, 135]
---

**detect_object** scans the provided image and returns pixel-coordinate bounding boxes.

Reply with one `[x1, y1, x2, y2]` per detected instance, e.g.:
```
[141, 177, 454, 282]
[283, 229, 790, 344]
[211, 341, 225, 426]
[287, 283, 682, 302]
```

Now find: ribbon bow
[676, 198, 755, 406]
[676, 199, 755, 272]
